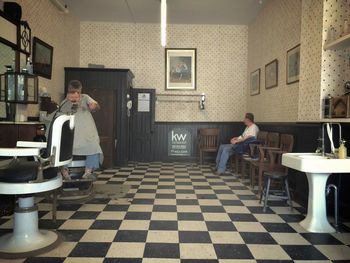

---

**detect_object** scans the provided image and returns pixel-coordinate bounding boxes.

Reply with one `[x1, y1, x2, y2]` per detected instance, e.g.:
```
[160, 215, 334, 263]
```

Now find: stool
[259, 171, 293, 212]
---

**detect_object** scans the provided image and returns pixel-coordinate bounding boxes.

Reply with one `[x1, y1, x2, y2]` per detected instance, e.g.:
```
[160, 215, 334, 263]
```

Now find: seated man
[214, 113, 259, 175]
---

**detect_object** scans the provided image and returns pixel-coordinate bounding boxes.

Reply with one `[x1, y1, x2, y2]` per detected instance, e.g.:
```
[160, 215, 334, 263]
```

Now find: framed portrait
[32, 37, 54, 79]
[165, 48, 196, 90]
[265, 59, 278, 89]
[250, 69, 260, 96]
[286, 44, 300, 85]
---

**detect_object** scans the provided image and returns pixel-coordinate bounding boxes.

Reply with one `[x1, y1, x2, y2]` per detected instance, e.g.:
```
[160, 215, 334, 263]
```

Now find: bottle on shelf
[338, 139, 347, 159]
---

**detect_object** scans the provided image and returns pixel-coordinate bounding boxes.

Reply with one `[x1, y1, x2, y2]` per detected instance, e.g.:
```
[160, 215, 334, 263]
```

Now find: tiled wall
[80, 22, 248, 122]
[13, 0, 80, 116]
[246, 0, 302, 122]
[297, 0, 324, 121]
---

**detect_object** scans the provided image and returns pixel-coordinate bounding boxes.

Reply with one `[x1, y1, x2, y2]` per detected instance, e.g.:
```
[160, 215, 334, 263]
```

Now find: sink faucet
[321, 123, 342, 157]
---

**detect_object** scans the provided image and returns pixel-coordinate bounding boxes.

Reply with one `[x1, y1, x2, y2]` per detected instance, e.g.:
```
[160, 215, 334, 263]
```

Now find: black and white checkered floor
[1, 162, 350, 263]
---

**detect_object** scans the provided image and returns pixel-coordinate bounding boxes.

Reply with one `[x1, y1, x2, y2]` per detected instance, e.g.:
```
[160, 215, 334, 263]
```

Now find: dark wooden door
[83, 87, 116, 168]
[130, 88, 156, 162]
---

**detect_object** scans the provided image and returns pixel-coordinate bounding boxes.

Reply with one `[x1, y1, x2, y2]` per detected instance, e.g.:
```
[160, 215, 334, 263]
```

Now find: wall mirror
[0, 10, 19, 119]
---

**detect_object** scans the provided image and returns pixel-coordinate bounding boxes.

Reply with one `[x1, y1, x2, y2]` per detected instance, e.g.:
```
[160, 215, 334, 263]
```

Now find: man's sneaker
[82, 171, 97, 181]
[60, 167, 71, 181]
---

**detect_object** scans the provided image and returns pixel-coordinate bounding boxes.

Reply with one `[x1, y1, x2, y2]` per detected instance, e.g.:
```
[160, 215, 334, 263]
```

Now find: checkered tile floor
[1, 162, 350, 263]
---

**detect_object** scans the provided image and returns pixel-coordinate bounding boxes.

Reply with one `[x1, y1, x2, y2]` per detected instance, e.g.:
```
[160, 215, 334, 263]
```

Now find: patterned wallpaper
[80, 22, 248, 122]
[298, 0, 350, 122]
[246, 0, 302, 122]
[297, 0, 324, 121]
[320, 0, 350, 101]
[12, 0, 80, 117]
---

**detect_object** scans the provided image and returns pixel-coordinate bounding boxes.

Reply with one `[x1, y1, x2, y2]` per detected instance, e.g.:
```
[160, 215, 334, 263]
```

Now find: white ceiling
[63, 0, 268, 25]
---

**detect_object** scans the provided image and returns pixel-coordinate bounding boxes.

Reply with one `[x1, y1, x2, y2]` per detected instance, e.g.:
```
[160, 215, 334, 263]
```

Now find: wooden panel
[18, 124, 37, 142]
[152, 122, 245, 162]
[0, 124, 17, 147]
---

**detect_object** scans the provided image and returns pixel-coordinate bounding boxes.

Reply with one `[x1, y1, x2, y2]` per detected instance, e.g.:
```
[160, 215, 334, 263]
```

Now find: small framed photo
[265, 59, 278, 89]
[250, 69, 260, 96]
[286, 44, 300, 85]
[165, 48, 196, 90]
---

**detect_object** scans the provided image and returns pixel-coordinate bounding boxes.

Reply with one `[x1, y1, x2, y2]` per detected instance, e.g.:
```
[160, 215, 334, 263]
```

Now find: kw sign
[168, 128, 192, 156]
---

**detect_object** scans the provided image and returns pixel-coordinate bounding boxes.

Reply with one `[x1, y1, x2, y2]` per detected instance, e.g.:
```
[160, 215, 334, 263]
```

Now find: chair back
[198, 128, 220, 150]
[256, 131, 268, 145]
[46, 114, 75, 167]
[266, 132, 279, 147]
[279, 134, 294, 152]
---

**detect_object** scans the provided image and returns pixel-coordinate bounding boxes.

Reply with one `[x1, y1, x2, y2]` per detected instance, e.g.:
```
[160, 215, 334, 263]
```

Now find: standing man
[214, 113, 259, 175]
[58, 80, 103, 180]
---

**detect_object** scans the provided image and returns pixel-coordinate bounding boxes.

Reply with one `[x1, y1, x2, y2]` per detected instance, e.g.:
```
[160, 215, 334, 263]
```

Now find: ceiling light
[49, 0, 69, 14]
[161, 0, 167, 47]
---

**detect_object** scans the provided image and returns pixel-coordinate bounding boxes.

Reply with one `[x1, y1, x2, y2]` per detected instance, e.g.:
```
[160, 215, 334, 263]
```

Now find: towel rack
[156, 93, 206, 110]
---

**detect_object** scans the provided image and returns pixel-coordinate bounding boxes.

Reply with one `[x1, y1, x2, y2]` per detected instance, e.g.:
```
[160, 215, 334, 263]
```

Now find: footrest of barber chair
[62, 179, 93, 190]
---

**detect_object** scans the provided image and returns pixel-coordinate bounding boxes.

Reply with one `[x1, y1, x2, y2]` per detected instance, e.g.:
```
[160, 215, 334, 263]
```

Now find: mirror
[0, 42, 16, 118]
[0, 42, 15, 74]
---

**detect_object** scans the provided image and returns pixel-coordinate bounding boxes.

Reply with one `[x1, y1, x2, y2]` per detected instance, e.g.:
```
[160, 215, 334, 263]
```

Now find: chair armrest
[258, 146, 281, 150]
[16, 141, 47, 149]
[0, 148, 40, 157]
[268, 150, 288, 154]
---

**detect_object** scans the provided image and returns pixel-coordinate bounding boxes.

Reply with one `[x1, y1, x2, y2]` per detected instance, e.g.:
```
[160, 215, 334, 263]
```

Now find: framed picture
[286, 44, 300, 84]
[265, 59, 278, 89]
[165, 48, 196, 90]
[250, 69, 260, 96]
[32, 37, 53, 79]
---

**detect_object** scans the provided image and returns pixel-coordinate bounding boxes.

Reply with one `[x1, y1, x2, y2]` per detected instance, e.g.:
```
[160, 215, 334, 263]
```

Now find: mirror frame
[0, 10, 19, 50]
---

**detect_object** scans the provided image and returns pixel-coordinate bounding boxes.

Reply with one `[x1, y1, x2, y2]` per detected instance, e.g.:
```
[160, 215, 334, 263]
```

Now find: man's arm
[84, 94, 100, 112]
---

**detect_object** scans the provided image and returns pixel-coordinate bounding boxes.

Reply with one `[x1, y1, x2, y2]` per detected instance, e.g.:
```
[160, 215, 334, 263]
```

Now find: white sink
[282, 152, 350, 173]
[282, 152, 350, 233]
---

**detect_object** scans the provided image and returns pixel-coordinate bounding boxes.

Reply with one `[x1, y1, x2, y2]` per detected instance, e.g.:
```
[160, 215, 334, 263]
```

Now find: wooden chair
[251, 134, 294, 194]
[259, 140, 294, 212]
[240, 131, 269, 178]
[198, 128, 220, 164]
[249, 132, 280, 191]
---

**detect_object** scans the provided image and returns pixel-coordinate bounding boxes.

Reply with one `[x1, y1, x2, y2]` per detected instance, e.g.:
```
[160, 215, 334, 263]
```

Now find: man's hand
[88, 101, 100, 112]
[230, 138, 238, 144]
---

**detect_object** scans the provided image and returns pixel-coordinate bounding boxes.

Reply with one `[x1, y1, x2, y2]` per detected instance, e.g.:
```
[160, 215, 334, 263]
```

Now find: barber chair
[0, 114, 75, 258]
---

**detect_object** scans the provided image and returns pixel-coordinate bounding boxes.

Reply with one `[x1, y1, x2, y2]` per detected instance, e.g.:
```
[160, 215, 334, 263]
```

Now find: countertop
[0, 121, 44, 125]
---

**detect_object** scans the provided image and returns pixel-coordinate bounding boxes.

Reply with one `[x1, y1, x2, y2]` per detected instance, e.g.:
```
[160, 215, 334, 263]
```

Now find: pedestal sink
[282, 153, 350, 233]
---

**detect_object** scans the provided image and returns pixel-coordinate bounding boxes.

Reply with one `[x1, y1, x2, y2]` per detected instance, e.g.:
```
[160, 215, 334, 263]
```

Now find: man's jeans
[215, 137, 257, 174]
[86, 153, 100, 170]
[216, 144, 236, 174]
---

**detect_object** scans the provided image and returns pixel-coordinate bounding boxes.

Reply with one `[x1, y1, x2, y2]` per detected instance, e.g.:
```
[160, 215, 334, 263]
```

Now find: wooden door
[130, 88, 156, 162]
[83, 87, 116, 168]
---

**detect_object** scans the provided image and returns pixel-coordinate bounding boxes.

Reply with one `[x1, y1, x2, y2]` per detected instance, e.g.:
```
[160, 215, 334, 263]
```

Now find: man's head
[244, 112, 254, 126]
[67, 80, 82, 103]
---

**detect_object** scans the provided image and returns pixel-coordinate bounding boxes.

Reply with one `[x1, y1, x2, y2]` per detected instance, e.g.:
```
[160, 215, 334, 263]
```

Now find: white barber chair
[0, 114, 75, 258]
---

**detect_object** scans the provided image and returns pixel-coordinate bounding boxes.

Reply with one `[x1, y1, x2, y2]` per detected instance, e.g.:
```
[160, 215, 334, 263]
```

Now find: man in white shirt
[214, 113, 259, 175]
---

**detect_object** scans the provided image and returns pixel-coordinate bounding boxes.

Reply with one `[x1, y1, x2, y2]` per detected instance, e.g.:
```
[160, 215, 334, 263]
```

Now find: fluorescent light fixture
[49, 0, 69, 14]
[161, 0, 167, 47]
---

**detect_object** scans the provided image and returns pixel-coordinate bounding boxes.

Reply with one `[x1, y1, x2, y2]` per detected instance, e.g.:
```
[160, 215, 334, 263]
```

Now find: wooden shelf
[324, 33, 350, 50]
[320, 118, 350, 123]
